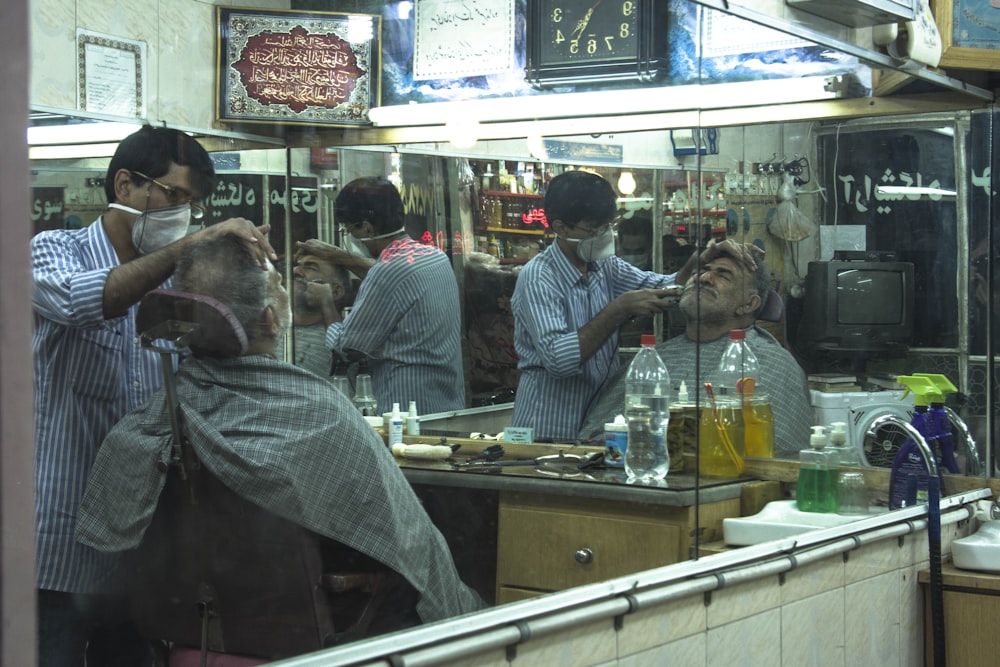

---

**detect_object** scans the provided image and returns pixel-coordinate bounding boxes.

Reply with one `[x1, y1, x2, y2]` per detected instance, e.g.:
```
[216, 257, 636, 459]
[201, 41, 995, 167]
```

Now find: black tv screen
[836, 269, 904, 325]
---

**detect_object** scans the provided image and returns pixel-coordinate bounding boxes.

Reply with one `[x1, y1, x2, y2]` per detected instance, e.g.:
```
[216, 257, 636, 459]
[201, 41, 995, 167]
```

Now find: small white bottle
[406, 400, 421, 436]
[388, 402, 404, 446]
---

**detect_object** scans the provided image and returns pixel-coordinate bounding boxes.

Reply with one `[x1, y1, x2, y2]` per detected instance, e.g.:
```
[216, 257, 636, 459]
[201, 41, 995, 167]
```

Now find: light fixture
[446, 118, 480, 149]
[366, 75, 841, 127]
[617, 171, 637, 196]
[27, 121, 141, 147]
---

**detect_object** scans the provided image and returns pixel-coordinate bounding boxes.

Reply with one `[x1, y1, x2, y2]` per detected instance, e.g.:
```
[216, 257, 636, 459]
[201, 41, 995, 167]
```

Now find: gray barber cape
[77, 354, 483, 623]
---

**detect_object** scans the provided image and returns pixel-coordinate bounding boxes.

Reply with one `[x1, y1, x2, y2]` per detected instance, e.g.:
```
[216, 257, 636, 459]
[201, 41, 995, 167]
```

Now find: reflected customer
[579, 240, 812, 457]
[31, 124, 275, 666]
[76, 235, 485, 628]
[296, 177, 465, 414]
[291, 252, 352, 380]
[511, 170, 694, 442]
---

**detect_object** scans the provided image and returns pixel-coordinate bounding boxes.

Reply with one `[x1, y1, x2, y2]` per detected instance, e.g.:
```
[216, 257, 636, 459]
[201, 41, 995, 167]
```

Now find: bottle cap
[408, 400, 418, 417]
[830, 421, 847, 445]
[677, 380, 689, 403]
[640, 334, 656, 347]
[729, 329, 746, 340]
[391, 402, 401, 419]
[810, 425, 827, 449]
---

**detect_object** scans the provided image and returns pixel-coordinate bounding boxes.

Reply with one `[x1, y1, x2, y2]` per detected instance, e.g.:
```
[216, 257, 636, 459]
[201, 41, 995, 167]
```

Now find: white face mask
[564, 225, 616, 263]
[110, 202, 192, 255]
[344, 225, 405, 259]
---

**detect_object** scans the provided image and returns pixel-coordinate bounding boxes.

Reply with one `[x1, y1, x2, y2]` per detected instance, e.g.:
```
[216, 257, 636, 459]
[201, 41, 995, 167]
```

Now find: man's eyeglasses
[132, 170, 206, 220]
[573, 218, 620, 239]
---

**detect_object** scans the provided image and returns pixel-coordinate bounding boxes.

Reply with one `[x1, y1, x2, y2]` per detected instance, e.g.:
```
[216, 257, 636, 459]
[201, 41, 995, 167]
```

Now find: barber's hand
[299, 279, 335, 310]
[615, 287, 682, 320]
[194, 218, 276, 268]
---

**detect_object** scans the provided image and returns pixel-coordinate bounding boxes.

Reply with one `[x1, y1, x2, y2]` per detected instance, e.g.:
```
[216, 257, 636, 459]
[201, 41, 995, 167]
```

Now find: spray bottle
[913, 373, 961, 474]
[889, 375, 942, 509]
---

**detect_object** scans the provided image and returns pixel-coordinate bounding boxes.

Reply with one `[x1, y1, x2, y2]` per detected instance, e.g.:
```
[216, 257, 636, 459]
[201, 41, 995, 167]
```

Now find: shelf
[499, 258, 529, 265]
[482, 226, 546, 236]
[482, 191, 544, 199]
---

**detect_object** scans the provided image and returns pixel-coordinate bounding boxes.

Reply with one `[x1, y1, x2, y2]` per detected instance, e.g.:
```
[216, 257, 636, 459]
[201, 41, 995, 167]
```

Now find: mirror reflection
[27, 108, 996, 660]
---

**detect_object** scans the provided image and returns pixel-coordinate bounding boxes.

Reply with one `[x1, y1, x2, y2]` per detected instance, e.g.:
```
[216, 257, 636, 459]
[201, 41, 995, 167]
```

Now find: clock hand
[571, 0, 604, 40]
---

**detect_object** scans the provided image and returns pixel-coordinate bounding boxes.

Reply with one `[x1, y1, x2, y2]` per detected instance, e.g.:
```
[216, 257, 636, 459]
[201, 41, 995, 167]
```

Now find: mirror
[23, 0, 998, 660]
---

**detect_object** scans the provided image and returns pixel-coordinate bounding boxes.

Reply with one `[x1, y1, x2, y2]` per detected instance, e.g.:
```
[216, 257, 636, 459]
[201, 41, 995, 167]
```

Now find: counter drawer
[497, 503, 680, 592]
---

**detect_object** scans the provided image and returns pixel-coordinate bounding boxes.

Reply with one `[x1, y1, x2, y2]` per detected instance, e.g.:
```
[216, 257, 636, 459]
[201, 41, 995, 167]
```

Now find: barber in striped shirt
[511, 171, 695, 441]
[297, 177, 466, 415]
[32, 125, 275, 666]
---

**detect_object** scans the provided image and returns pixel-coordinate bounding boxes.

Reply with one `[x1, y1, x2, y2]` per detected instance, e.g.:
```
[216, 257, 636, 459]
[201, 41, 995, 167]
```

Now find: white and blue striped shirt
[511, 243, 675, 441]
[32, 219, 167, 593]
[326, 237, 465, 414]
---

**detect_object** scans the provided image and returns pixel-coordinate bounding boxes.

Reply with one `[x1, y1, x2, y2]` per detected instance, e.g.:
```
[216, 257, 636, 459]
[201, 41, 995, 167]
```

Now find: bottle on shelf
[666, 380, 695, 472]
[406, 400, 421, 436]
[388, 402, 404, 446]
[797, 425, 837, 513]
[717, 328, 773, 459]
[624, 334, 670, 481]
[352, 359, 378, 417]
[716, 328, 759, 398]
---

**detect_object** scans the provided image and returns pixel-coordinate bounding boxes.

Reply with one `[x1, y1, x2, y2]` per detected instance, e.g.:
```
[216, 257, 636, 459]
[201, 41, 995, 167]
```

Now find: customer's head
[105, 125, 215, 205]
[175, 236, 290, 351]
[679, 239, 767, 336]
[291, 253, 351, 317]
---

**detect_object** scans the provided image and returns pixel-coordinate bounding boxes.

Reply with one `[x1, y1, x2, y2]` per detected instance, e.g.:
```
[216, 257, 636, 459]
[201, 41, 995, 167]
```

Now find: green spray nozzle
[896, 375, 943, 406]
[912, 373, 957, 405]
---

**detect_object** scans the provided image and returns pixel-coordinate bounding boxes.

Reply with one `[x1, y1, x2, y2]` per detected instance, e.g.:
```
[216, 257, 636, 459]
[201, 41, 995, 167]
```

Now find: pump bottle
[888, 375, 944, 509]
[406, 401, 421, 437]
[388, 403, 404, 447]
[797, 426, 837, 513]
[913, 373, 961, 474]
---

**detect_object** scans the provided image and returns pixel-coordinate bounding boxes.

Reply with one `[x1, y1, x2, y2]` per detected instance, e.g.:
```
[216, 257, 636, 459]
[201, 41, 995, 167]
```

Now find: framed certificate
[217, 7, 380, 126]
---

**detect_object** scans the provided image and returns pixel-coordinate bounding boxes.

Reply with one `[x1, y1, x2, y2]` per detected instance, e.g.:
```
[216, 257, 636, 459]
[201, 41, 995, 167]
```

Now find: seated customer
[579, 240, 812, 458]
[291, 251, 353, 380]
[76, 235, 484, 625]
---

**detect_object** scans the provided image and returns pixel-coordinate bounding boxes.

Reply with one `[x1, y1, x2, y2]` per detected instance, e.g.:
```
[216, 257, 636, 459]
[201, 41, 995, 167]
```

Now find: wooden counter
[919, 562, 1000, 667]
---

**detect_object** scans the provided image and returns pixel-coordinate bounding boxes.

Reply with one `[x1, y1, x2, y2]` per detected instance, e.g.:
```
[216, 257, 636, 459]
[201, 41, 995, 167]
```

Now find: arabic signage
[217, 8, 380, 126]
[413, 0, 515, 80]
[208, 174, 318, 259]
[31, 187, 65, 235]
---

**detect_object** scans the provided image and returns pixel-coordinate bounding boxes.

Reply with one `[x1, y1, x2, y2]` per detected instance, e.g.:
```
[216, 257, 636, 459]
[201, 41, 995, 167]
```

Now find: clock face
[537, 0, 641, 67]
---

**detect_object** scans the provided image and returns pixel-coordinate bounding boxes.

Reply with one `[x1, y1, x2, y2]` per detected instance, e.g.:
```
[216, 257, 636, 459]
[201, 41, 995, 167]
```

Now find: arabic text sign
[413, 0, 515, 80]
[218, 8, 380, 126]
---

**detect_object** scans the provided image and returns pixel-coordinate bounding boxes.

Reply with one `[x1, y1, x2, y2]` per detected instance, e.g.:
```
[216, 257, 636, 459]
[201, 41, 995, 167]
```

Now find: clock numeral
[587, 37, 598, 55]
[604, 36, 615, 50]
[554, 29, 566, 45]
[551, 7, 563, 22]
[621, 1, 635, 16]
[620, 22, 630, 39]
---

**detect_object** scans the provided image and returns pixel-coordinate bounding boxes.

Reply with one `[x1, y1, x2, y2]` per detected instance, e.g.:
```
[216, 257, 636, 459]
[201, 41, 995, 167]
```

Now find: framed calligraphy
[217, 8, 380, 126]
[932, 0, 1000, 70]
[413, 0, 515, 80]
[77, 29, 146, 118]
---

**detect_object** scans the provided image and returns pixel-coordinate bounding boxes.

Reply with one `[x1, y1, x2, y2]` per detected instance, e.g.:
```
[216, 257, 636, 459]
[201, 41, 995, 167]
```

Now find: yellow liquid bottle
[744, 397, 775, 458]
[698, 399, 745, 477]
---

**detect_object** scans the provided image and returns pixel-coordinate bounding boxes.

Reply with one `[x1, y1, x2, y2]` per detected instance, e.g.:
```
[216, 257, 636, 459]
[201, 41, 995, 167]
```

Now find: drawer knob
[574, 548, 593, 564]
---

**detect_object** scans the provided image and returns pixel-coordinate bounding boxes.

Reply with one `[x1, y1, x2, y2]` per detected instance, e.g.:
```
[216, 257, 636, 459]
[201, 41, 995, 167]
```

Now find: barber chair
[129, 289, 410, 667]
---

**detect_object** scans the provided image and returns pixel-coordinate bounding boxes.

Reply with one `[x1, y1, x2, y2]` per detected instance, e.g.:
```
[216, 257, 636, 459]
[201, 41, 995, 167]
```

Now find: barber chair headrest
[137, 289, 248, 358]
[757, 288, 784, 322]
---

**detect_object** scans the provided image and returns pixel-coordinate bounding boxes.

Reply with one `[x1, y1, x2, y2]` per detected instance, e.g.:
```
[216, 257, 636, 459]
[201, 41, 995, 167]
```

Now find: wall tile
[707, 608, 781, 665]
[619, 632, 705, 667]
[708, 574, 782, 627]
[845, 570, 900, 665]
[845, 537, 902, 585]
[513, 617, 617, 667]
[900, 564, 926, 666]
[780, 589, 845, 666]
[617, 593, 706, 657]
[780, 554, 844, 605]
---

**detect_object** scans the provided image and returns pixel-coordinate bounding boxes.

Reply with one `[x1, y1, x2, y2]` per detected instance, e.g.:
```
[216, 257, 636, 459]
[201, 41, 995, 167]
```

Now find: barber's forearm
[578, 302, 628, 362]
[102, 248, 178, 318]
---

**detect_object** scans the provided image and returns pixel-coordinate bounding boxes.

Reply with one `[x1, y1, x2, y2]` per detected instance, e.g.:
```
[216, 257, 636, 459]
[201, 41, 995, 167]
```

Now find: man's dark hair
[175, 236, 270, 339]
[544, 170, 617, 227]
[334, 177, 405, 235]
[105, 125, 215, 203]
[617, 213, 652, 241]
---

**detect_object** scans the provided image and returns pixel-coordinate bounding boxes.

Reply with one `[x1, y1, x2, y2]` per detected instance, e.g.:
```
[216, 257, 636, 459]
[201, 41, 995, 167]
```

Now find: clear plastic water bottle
[716, 329, 759, 397]
[624, 334, 670, 481]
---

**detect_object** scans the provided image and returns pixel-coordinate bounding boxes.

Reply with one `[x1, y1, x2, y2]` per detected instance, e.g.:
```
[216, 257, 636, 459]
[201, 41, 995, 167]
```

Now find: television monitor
[796, 260, 915, 356]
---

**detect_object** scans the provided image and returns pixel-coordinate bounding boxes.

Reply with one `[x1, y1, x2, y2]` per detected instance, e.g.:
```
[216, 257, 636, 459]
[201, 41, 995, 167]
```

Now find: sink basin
[952, 520, 1000, 572]
[723, 499, 882, 546]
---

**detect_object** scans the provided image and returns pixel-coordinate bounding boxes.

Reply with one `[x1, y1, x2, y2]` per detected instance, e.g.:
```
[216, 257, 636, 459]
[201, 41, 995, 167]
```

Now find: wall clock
[525, 0, 669, 88]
